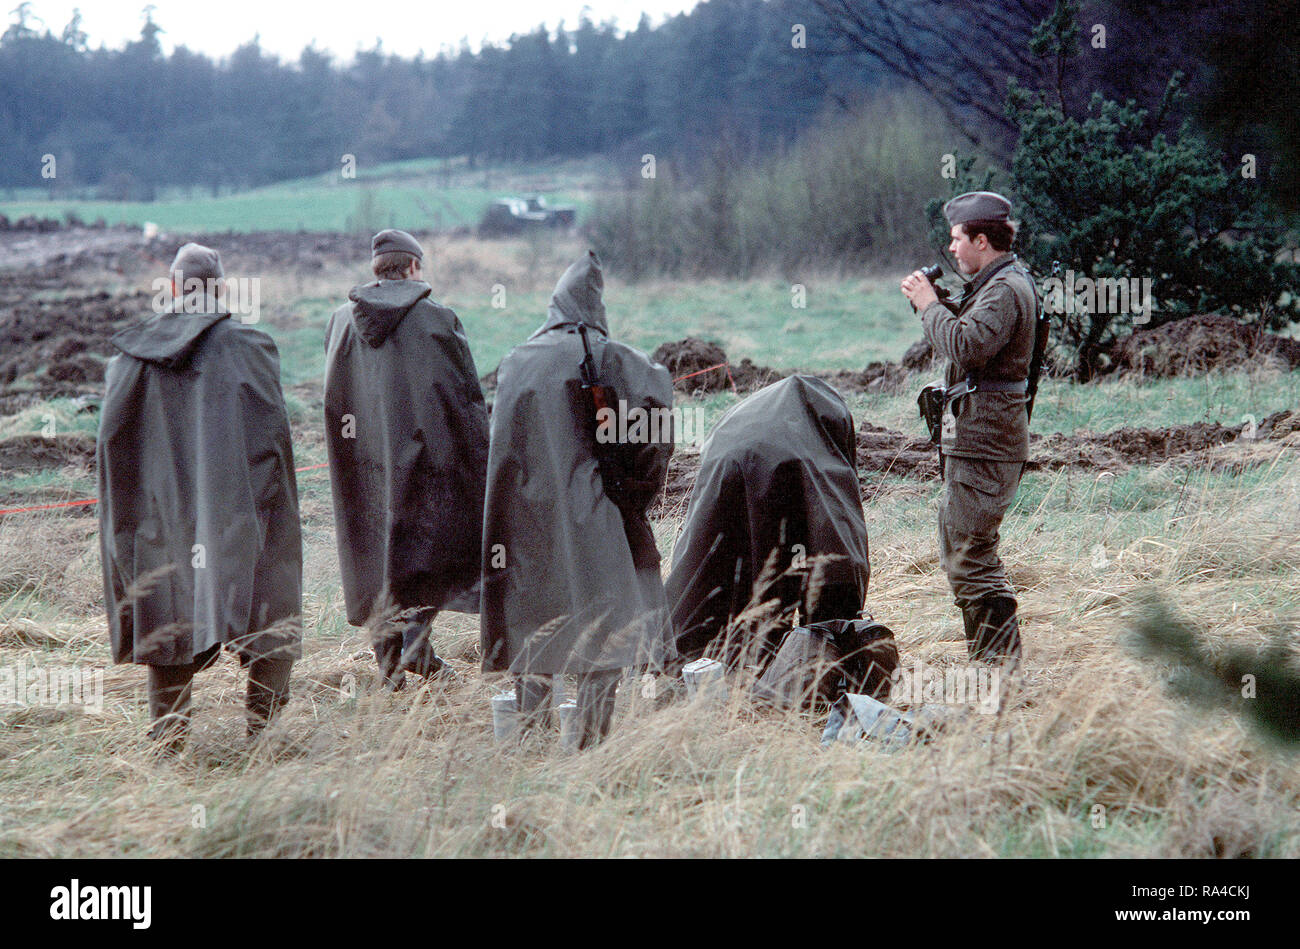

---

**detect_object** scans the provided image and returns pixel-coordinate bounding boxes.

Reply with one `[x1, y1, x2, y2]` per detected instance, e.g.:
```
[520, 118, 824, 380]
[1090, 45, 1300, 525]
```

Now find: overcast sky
[12, 1, 706, 60]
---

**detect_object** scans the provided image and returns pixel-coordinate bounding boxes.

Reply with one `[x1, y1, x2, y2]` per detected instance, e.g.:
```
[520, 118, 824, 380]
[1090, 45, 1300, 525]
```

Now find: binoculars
[919, 264, 951, 300]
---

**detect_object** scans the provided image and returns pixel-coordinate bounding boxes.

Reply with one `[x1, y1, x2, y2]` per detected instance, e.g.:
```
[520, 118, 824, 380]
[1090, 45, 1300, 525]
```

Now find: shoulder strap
[955, 257, 1018, 315]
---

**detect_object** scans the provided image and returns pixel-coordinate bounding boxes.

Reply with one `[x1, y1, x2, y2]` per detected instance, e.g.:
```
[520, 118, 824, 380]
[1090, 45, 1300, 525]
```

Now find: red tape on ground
[673, 361, 738, 393]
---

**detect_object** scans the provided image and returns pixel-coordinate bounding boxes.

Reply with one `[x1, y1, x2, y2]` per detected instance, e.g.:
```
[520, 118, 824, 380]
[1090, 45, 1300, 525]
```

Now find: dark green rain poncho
[324, 279, 489, 625]
[665, 375, 870, 665]
[480, 252, 675, 675]
[98, 297, 302, 666]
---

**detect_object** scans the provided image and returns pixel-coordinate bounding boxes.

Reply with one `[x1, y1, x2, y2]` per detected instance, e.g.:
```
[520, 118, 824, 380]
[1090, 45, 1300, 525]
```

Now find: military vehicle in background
[478, 194, 577, 236]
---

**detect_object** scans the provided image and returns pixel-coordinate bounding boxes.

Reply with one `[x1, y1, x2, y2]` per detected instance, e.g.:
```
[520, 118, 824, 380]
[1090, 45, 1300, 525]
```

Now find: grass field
[0, 156, 608, 233]
[1, 235, 1298, 858]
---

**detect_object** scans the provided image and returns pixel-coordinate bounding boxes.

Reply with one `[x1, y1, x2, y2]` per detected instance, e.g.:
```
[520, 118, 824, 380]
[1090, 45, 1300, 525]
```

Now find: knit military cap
[943, 191, 1012, 227]
[169, 242, 224, 281]
[371, 228, 424, 260]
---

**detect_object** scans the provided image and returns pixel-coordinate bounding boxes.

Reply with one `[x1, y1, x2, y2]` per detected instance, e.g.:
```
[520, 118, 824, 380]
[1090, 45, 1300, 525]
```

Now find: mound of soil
[856, 423, 939, 478]
[901, 339, 936, 372]
[729, 358, 787, 392]
[653, 338, 907, 395]
[1102, 315, 1300, 379]
[652, 338, 791, 394]
[0, 214, 63, 233]
[822, 362, 911, 395]
[653, 338, 736, 392]
[1026, 421, 1242, 472]
[0, 432, 97, 472]
[881, 413, 1294, 478]
[651, 408, 1299, 512]
[0, 290, 150, 413]
[1257, 408, 1299, 439]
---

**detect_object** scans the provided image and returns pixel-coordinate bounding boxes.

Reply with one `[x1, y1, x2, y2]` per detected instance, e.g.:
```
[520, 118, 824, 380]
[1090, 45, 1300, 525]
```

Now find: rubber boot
[970, 595, 1022, 666]
[372, 627, 405, 692]
[147, 663, 196, 755]
[576, 671, 620, 750]
[399, 618, 448, 680]
[246, 656, 293, 738]
[516, 675, 554, 733]
[960, 602, 980, 655]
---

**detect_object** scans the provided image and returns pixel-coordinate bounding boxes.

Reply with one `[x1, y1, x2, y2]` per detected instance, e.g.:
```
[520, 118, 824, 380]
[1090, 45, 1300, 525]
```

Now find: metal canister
[556, 700, 580, 752]
[682, 657, 727, 702]
[491, 690, 518, 742]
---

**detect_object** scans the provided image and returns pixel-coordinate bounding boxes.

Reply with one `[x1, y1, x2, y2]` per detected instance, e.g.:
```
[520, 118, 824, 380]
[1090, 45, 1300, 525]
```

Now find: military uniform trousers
[938, 455, 1023, 606]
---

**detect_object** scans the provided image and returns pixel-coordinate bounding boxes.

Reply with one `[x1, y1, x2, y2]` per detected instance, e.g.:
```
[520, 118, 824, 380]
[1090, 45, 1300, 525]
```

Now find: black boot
[576, 672, 620, 750]
[399, 618, 448, 680]
[147, 664, 196, 755]
[372, 626, 405, 692]
[960, 602, 980, 655]
[516, 675, 554, 733]
[246, 656, 293, 738]
[969, 595, 1022, 665]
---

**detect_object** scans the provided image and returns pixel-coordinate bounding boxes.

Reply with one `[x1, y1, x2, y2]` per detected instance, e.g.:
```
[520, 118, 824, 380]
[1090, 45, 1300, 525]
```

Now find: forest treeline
[0, 0, 884, 196]
[6, 0, 1288, 202]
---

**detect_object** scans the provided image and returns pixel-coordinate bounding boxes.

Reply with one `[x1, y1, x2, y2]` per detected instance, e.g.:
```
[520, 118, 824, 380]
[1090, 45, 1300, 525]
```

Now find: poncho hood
[534, 250, 608, 336]
[348, 279, 434, 346]
[110, 297, 229, 368]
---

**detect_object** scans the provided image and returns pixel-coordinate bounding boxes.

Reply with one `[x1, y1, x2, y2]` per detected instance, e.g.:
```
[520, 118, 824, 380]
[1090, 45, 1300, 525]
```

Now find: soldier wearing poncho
[325, 229, 489, 690]
[665, 375, 871, 668]
[480, 251, 673, 748]
[98, 243, 302, 751]
[901, 191, 1038, 665]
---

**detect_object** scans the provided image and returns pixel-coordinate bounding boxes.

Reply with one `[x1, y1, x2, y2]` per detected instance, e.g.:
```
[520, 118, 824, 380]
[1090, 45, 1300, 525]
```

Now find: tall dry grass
[1, 447, 1297, 858]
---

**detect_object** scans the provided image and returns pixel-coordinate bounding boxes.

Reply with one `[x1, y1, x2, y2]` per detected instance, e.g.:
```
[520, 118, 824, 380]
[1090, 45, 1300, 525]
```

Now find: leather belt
[945, 376, 1028, 402]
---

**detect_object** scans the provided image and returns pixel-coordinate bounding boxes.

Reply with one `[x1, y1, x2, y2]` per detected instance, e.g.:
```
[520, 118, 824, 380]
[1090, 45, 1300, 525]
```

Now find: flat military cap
[943, 191, 1012, 227]
[169, 242, 224, 281]
[371, 228, 424, 260]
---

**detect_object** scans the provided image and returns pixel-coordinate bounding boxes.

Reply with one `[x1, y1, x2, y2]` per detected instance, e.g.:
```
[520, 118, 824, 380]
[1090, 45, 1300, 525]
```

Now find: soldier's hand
[901, 270, 938, 310]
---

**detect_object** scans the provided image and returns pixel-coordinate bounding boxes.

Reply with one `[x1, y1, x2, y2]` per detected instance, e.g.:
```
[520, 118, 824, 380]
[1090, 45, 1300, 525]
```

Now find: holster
[918, 375, 1026, 447]
[918, 381, 947, 445]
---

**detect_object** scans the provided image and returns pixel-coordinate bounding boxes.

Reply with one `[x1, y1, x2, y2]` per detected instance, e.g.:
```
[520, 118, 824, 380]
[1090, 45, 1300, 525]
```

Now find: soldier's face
[949, 225, 983, 274]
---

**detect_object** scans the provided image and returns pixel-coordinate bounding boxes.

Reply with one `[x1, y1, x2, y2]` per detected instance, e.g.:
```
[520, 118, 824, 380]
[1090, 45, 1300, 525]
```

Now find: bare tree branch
[810, 0, 1054, 155]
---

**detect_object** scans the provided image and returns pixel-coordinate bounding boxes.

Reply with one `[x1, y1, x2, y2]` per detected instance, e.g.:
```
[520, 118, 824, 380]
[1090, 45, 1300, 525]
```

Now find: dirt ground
[3, 226, 1298, 510]
[645, 409, 1300, 512]
[0, 226, 378, 415]
[1100, 314, 1300, 379]
[0, 289, 153, 413]
[653, 337, 910, 395]
[0, 222, 369, 275]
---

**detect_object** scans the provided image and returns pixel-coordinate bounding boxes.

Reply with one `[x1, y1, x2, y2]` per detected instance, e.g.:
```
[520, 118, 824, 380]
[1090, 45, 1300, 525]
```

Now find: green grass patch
[1, 156, 606, 233]
[1030, 369, 1300, 434]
